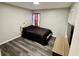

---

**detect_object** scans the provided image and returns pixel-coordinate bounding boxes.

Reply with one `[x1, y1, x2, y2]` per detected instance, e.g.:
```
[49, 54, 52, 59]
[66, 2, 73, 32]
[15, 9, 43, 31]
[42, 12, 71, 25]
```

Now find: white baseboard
[0, 35, 21, 45]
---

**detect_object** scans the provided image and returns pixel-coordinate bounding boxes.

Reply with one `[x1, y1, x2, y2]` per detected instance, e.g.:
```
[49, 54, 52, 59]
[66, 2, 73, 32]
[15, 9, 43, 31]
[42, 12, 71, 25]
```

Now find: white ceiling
[6, 2, 73, 10]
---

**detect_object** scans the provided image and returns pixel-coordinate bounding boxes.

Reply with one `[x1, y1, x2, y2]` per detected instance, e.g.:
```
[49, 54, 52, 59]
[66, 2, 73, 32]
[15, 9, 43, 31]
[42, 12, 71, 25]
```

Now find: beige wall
[40, 9, 69, 37]
[68, 3, 77, 26]
[69, 3, 79, 56]
[0, 3, 32, 44]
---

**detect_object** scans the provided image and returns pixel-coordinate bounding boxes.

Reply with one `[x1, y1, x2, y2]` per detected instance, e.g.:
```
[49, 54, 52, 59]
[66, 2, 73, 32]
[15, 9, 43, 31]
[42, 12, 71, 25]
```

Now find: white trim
[0, 35, 21, 45]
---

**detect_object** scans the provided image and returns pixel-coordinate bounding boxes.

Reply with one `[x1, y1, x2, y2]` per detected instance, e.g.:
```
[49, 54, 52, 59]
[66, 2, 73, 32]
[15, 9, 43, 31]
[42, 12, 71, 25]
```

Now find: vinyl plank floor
[0, 37, 55, 56]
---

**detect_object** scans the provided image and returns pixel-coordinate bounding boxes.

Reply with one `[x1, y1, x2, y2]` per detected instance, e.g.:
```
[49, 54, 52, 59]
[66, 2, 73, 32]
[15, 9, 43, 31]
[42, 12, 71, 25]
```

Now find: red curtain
[32, 13, 40, 26]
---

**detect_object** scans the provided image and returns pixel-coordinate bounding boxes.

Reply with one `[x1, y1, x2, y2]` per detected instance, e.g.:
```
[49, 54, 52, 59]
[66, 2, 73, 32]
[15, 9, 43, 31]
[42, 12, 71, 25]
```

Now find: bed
[22, 25, 53, 45]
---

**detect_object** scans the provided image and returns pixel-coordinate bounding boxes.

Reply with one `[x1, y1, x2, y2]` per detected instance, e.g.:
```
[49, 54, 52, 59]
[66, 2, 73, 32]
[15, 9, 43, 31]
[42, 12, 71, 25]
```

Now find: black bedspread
[22, 25, 53, 45]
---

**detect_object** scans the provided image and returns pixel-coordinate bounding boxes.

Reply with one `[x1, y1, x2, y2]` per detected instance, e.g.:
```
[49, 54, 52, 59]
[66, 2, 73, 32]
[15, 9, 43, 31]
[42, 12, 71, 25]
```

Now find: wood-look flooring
[0, 37, 55, 56]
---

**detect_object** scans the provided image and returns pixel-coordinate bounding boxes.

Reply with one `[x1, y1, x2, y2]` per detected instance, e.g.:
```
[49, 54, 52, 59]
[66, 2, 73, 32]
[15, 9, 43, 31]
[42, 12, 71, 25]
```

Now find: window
[32, 13, 40, 26]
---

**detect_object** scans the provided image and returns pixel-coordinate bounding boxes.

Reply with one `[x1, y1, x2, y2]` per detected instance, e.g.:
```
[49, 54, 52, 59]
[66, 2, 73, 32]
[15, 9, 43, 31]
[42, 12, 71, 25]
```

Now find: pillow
[46, 33, 52, 40]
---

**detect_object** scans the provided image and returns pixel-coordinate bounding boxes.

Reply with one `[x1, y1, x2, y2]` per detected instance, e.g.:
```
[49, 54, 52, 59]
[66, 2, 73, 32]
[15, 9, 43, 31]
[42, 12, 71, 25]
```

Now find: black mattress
[22, 25, 53, 45]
